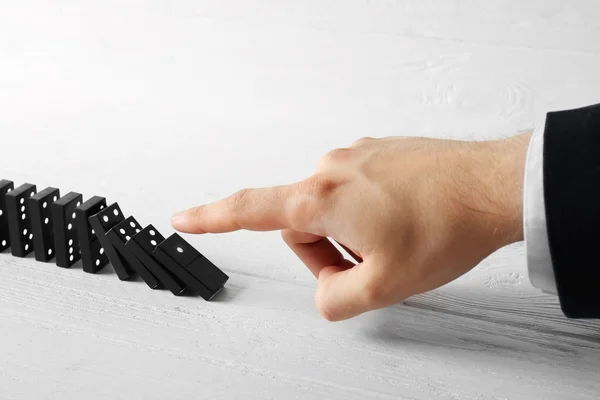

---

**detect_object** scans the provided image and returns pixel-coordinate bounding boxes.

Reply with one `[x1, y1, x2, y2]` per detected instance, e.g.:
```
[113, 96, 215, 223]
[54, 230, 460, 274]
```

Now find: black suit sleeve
[543, 103, 600, 318]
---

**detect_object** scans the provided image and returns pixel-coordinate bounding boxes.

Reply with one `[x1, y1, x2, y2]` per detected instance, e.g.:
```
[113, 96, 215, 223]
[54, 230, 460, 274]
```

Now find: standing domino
[29, 187, 60, 262]
[52, 191, 83, 268]
[0, 179, 14, 252]
[5, 183, 37, 257]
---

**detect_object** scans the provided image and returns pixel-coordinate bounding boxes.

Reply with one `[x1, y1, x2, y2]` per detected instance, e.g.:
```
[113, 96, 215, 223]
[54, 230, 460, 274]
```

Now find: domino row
[0, 179, 228, 300]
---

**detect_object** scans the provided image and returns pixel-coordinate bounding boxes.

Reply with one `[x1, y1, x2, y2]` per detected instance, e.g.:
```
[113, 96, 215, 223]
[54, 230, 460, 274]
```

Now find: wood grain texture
[0, 1, 599, 399]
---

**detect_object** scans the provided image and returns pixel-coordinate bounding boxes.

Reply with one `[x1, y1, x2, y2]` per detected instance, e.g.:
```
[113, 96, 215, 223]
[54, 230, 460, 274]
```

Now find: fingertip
[315, 266, 345, 321]
[170, 211, 187, 231]
[170, 208, 206, 234]
[315, 261, 379, 322]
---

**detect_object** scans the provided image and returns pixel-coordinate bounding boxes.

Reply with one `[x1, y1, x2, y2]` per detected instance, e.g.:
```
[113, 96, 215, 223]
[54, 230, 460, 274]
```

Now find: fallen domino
[153, 232, 229, 300]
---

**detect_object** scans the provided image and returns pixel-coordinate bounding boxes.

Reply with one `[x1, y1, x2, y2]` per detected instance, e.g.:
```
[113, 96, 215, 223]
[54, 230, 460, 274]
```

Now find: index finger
[171, 183, 301, 234]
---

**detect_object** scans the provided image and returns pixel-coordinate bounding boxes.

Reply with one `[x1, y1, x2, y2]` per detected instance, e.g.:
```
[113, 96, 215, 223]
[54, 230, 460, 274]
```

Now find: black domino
[107, 217, 161, 289]
[75, 196, 109, 273]
[152, 233, 228, 300]
[28, 187, 60, 262]
[0, 179, 14, 252]
[5, 183, 37, 257]
[126, 225, 186, 296]
[51, 191, 82, 268]
[88, 203, 135, 280]
[1, 177, 227, 304]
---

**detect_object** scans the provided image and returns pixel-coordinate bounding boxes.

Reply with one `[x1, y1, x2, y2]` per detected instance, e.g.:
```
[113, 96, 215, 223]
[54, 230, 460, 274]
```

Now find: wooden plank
[0, 246, 599, 399]
[52, 0, 600, 54]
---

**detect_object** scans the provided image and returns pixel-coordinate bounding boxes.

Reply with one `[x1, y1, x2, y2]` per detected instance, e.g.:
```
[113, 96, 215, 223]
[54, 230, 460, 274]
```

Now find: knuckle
[228, 188, 251, 213]
[351, 136, 375, 147]
[287, 197, 320, 230]
[317, 148, 353, 169]
[325, 147, 351, 159]
[286, 176, 340, 230]
[305, 175, 339, 200]
[192, 206, 204, 220]
[360, 276, 389, 306]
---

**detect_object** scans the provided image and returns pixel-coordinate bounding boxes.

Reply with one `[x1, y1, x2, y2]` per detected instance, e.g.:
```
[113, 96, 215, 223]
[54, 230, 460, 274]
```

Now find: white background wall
[1, 1, 600, 399]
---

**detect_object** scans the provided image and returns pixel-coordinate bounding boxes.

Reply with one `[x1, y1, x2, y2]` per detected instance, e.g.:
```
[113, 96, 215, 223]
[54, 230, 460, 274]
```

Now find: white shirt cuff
[523, 118, 557, 295]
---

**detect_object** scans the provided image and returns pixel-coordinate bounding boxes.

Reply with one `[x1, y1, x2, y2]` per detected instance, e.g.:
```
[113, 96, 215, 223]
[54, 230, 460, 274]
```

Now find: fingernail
[171, 211, 186, 226]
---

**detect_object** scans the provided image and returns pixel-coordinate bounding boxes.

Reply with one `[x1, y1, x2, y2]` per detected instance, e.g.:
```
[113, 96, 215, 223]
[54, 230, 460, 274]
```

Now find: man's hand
[171, 134, 531, 321]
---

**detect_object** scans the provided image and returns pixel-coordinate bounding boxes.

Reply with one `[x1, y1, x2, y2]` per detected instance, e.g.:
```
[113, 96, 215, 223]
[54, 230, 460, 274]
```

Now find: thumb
[315, 256, 395, 321]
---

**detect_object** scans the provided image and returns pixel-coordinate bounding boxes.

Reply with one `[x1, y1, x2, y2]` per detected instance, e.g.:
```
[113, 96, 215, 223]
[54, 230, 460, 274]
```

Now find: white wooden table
[1, 1, 599, 399]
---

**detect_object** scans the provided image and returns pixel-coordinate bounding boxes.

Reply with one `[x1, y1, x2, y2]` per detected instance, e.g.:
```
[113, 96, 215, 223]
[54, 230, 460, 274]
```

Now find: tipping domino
[126, 225, 186, 296]
[107, 216, 161, 289]
[88, 202, 135, 281]
[75, 196, 109, 273]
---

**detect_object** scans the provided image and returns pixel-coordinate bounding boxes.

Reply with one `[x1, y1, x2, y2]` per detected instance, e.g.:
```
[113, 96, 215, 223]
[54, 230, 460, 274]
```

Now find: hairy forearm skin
[472, 131, 532, 251]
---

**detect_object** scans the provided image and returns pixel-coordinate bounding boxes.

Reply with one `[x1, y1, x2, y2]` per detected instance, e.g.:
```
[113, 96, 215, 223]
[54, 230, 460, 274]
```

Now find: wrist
[467, 132, 532, 250]
[498, 132, 531, 243]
